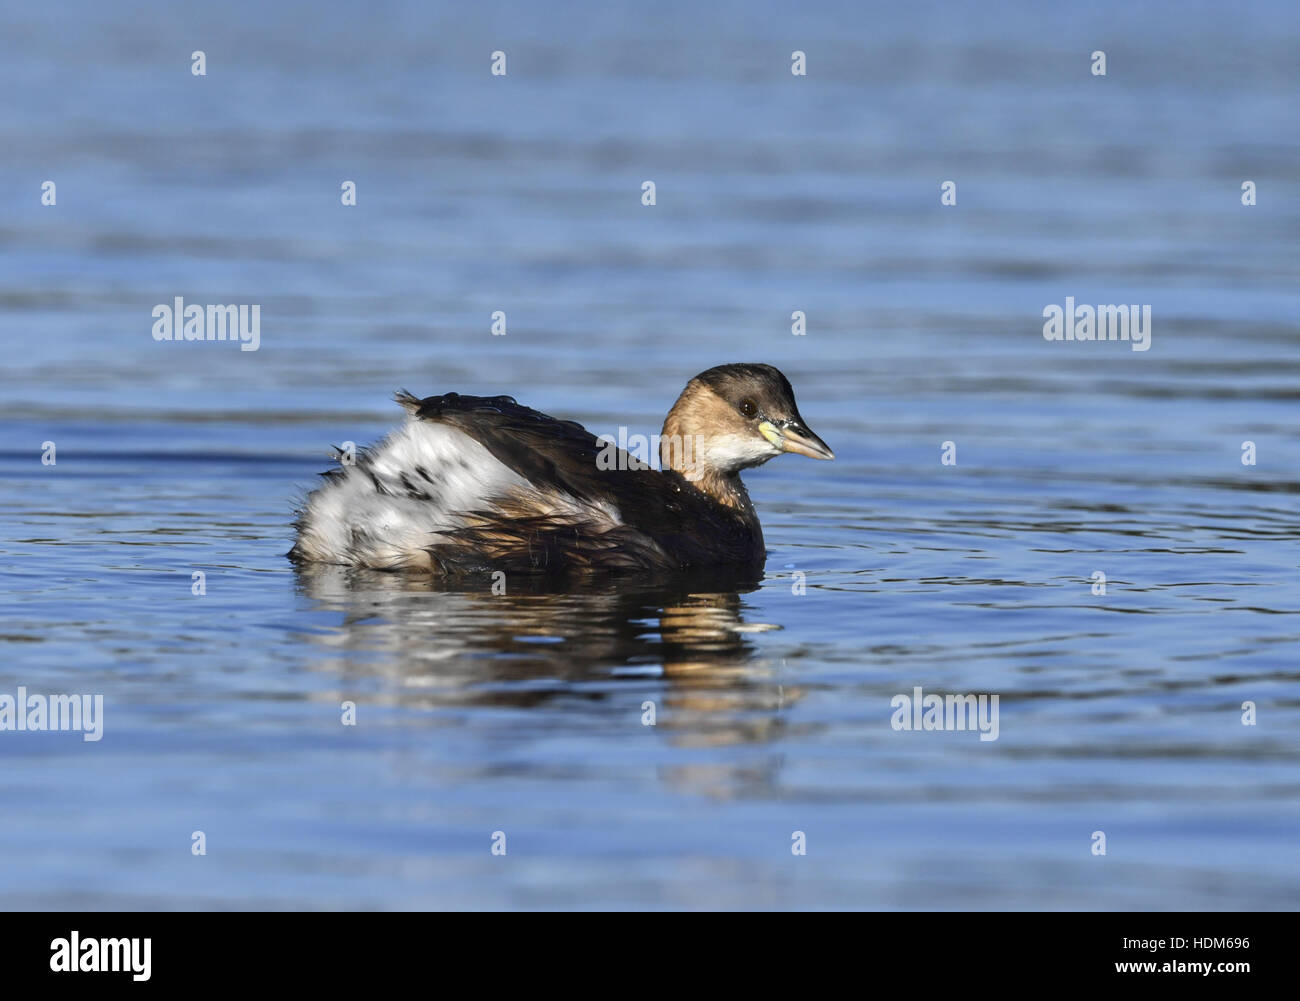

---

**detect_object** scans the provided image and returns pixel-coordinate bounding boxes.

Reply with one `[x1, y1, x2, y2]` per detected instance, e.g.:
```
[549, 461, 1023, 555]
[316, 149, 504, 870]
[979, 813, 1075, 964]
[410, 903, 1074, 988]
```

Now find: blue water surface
[1, 0, 1298, 909]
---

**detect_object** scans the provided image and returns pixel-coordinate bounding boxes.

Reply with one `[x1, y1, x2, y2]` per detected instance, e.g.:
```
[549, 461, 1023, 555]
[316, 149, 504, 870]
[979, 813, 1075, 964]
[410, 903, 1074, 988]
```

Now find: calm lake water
[2, 0, 1298, 909]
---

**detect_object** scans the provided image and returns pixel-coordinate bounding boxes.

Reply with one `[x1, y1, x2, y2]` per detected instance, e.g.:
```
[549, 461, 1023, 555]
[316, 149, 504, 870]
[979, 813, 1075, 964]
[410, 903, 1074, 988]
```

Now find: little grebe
[289, 363, 833, 576]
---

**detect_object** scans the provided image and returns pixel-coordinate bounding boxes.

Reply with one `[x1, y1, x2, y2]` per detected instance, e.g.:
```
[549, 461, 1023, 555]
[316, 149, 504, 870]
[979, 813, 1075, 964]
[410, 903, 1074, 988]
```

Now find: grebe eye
[739, 398, 757, 418]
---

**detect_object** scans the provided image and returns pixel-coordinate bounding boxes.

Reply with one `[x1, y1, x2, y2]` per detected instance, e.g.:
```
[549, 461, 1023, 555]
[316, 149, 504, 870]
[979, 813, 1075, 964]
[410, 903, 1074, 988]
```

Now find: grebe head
[660, 363, 834, 481]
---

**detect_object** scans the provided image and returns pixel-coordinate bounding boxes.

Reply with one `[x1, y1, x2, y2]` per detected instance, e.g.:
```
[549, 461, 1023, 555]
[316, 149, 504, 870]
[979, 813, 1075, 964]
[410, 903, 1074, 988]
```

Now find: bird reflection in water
[291, 565, 803, 755]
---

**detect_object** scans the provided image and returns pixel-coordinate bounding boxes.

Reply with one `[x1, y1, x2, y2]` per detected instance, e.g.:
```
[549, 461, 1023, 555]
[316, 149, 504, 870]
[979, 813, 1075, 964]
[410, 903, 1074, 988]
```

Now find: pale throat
[660, 417, 761, 513]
